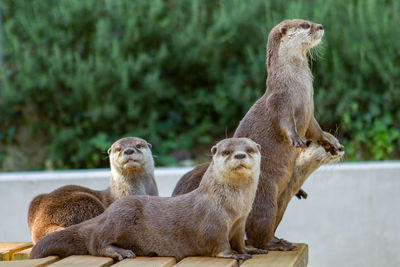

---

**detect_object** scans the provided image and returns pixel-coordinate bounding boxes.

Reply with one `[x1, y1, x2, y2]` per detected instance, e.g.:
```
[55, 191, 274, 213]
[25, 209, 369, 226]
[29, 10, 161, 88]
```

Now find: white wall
[0, 162, 399, 267]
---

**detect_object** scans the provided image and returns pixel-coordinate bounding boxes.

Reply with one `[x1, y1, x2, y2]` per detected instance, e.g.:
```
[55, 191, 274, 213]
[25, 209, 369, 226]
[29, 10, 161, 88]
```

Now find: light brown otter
[30, 138, 267, 261]
[172, 19, 344, 250]
[28, 137, 158, 244]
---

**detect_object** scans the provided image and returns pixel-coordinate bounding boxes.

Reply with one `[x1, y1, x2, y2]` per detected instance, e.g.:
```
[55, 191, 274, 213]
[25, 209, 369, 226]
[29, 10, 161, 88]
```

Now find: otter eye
[246, 148, 255, 153]
[223, 151, 230, 156]
[136, 144, 142, 149]
[301, 23, 310, 29]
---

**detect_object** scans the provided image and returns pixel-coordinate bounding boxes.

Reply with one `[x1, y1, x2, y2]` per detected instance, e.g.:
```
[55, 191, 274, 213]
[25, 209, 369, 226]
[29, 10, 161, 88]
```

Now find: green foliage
[0, 0, 399, 170]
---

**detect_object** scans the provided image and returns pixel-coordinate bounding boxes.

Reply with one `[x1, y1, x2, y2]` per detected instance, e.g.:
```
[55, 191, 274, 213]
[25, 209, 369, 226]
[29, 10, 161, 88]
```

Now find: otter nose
[338, 145, 344, 152]
[234, 153, 246, 159]
[318, 24, 324, 30]
[124, 149, 135, 155]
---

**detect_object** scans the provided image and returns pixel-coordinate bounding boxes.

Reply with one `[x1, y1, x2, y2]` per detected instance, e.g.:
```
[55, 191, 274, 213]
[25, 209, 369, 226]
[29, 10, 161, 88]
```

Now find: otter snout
[317, 24, 323, 30]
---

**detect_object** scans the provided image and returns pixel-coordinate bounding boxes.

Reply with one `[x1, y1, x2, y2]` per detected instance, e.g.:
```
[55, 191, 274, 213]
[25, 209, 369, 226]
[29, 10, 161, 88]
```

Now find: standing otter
[238, 19, 343, 250]
[28, 137, 158, 244]
[30, 138, 266, 261]
[172, 19, 344, 250]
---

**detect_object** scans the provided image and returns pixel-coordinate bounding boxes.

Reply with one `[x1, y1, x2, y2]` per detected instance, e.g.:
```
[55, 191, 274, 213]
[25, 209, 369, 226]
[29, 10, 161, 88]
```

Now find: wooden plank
[0, 243, 33, 261]
[113, 256, 176, 267]
[0, 256, 59, 266]
[14, 248, 32, 260]
[240, 243, 308, 267]
[174, 257, 238, 267]
[47, 255, 113, 267]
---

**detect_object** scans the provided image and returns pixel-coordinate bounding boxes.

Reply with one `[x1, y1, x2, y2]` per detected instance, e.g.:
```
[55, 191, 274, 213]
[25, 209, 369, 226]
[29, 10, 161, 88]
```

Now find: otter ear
[211, 146, 218, 155]
[147, 143, 152, 149]
[107, 148, 112, 155]
[256, 144, 261, 152]
[280, 26, 287, 35]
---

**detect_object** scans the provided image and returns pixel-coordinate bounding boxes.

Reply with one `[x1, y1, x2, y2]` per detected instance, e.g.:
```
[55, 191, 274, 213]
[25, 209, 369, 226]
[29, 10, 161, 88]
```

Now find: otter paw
[118, 249, 136, 260]
[244, 247, 268, 255]
[233, 253, 252, 261]
[290, 134, 307, 148]
[101, 245, 136, 261]
[267, 238, 298, 251]
[295, 189, 308, 199]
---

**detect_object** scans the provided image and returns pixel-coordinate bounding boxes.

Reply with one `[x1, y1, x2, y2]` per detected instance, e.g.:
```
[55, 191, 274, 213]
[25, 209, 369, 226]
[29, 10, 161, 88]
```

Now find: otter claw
[267, 237, 298, 251]
[290, 134, 307, 148]
[245, 247, 268, 255]
[233, 254, 252, 261]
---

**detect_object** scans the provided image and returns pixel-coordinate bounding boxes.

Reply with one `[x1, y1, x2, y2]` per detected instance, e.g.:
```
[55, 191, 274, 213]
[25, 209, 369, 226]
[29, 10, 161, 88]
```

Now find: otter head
[211, 138, 261, 186]
[108, 137, 154, 177]
[299, 136, 344, 169]
[267, 19, 324, 67]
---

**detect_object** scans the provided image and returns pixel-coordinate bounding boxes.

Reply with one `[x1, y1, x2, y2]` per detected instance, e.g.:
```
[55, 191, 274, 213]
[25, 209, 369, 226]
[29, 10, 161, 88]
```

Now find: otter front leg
[230, 220, 268, 255]
[280, 110, 307, 148]
[216, 237, 252, 261]
[97, 245, 135, 261]
[245, 192, 277, 249]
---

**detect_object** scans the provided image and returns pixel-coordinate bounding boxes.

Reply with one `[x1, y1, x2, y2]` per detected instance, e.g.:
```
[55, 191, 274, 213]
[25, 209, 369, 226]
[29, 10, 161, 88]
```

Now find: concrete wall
[0, 162, 399, 267]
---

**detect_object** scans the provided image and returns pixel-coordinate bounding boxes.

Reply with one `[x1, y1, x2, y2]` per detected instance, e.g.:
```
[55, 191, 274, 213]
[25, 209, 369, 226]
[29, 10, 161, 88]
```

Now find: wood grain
[0, 243, 33, 261]
[46, 255, 113, 267]
[240, 244, 308, 267]
[0, 256, 59, 266]
[113, 256, 176, 267]
[174, 257, 238, 267]
[13, 248, 32, 260]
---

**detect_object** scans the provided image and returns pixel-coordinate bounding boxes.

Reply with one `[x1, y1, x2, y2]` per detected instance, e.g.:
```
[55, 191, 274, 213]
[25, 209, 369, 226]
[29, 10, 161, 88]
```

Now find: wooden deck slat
[0, 243, 33, 261]
[240, 244, 308, 267]
[0, 256, 59, 266]
[174, 257, 238, 267]
[13, 248, 32, 260]
[1, 242, 309, 266]
[47, 255, 113, 267]
[113, 256, 176, 267]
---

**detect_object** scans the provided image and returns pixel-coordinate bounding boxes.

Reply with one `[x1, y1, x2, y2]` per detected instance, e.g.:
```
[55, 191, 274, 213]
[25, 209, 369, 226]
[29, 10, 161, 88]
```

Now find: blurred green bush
[0, 0, 399, 170]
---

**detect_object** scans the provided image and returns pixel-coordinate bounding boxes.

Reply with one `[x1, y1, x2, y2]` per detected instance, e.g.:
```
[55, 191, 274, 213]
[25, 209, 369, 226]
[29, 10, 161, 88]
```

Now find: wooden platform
[0, 242, 308, 266]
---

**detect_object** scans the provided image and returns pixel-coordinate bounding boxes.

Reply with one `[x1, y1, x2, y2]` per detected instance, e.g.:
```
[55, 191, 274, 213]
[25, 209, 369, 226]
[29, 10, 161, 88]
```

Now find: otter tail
[30, 227, 88, 259]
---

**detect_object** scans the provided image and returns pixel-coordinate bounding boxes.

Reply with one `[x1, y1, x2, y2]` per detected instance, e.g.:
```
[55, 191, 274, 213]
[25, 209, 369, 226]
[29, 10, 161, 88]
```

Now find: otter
[28, 137, 158, 244]
[270, 136, 344, 250]
[173, 137, 343, 250]
[30, 138, 267, 261]
[172, 19, 344, 250]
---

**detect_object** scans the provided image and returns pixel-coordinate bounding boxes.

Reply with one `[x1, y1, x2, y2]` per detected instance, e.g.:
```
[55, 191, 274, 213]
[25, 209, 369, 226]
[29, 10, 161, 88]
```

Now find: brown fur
[28, 137, 158, 244]
[30, 138, 267, 261]
[172, 19, 344, 250]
